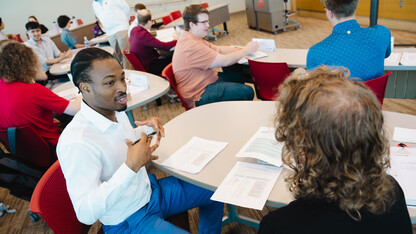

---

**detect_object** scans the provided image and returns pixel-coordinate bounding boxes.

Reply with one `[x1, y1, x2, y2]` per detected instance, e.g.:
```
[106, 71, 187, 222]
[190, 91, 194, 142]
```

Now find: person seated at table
[306, 0, 391, 81]
[57, 47, 223, 233]
[172, 5, 258, 109]
[130, 9, 177, 75]
[57, 15, 86, 49]
[258, 66, 412, 234]
[128, 3, 163, 37]
[28, 15, 48, 34]
[0, 17, 17, 41]
[0, 42, 81, 151]
[24, 21, 72, 81]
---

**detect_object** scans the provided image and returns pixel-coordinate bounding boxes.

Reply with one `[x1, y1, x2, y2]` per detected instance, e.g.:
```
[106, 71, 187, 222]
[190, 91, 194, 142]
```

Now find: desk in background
[49, 46, 114, 75]
[247, 48, 416, 99]
[153, 101, 416, 225]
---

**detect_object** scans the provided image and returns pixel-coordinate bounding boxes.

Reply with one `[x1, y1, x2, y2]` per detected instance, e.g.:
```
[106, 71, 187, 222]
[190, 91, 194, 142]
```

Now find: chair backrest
[15, 34, 24, 43]
[170, 10, 182, 20]
[76, 19, 84, 26]
[201, 2, 209, 8]
[363, 72, 391, 106]
[121, 49, 145, 72]
[30, 161, 92, 234]
[162, 15, 173, 25]
[161, 63, 190, 110]
[248, 60, 290, 101]
[129, 16, 136, 24]
[0, 125, 52, 168]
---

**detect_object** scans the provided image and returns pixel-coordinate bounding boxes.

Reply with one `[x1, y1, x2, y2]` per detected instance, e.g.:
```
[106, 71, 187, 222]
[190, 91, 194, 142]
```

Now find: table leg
[222, 204, 260, 229]
[223, 22, 228, 34]
[126, 110, 136, 128]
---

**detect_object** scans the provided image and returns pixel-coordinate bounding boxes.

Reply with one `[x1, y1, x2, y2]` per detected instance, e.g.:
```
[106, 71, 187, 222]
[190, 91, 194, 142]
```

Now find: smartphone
[133, 131, 157, 145]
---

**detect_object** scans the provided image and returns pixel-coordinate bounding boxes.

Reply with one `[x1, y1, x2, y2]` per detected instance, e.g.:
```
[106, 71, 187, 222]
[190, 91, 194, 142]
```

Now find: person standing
[93, 0, 131, 68]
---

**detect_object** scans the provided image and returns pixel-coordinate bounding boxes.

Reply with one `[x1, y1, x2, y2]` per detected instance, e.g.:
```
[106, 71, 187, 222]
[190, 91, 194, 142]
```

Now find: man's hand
[125, 132, 158, 172]
[135, 117, 165, 146]
[63, 49, 73, 59]
[244, 41, 259, 55]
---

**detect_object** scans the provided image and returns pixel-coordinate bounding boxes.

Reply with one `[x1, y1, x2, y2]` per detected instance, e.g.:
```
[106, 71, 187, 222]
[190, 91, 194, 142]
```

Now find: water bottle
[84, 36, 90, 48]
[72, 16, 78, 27]
[52, 21, 60, 34]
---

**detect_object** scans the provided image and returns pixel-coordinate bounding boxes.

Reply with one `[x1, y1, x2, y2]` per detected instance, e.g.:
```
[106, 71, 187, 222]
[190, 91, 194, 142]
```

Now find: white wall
[1, 0, 245, 42]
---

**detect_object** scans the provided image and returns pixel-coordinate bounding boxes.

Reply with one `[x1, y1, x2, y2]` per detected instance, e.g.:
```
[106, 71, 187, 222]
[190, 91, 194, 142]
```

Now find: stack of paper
[211, 161, 282, 210]
[388, 147, 416, 206]
[161, 137, 228, 174]
[384, 52, 402, 66]
[252, 38, 276, 52]
[236, 127, 284, 167]
[400, 52, 416, 66]
[393, 127, 416, 143]
[156, 27, 176, 43]
[238, 51, 268, 64]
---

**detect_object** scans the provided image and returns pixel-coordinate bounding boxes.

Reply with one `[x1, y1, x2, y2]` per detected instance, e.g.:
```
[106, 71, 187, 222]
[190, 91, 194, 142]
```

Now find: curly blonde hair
[0, 42, 39, 83]
[275, 66, 393, 220]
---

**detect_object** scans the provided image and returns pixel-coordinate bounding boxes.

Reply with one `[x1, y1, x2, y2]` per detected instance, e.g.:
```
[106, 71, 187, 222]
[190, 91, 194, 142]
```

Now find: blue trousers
[195, 71, 254, 107]
[102, 174, 224, 234]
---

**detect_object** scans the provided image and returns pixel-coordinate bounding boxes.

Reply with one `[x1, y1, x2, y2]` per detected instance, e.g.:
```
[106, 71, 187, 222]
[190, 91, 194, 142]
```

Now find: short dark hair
[70, 47, 117, 90]
[25, 21, 40, 31]
[134, 3, 146, 12]
[324, 0, 359, 19]
[183, 4, 209, 31]
[57, 15, 71, 28]
[137, 9, 151, 26]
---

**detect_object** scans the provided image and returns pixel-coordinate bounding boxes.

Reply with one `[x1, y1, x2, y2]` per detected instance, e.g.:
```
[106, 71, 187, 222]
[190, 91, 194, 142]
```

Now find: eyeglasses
[196, 20, 210, 25]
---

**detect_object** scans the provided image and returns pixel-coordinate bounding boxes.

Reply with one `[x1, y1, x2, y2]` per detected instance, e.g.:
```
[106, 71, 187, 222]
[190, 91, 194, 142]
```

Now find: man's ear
[79, 82, 91, 95]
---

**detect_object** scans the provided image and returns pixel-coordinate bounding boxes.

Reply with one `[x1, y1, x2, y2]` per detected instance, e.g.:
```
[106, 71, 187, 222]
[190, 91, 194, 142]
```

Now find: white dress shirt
[24, 36, 61, 72]
[92, 0, 130, 36]
[0, 31, 8, 41]
[128, 18, 138, 37]
[57, 101, 152, 225]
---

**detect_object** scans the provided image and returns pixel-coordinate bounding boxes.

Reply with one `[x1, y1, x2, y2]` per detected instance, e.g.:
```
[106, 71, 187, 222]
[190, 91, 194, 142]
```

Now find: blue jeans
[102, 174, 223, 234]
[195, 72, 254, 107]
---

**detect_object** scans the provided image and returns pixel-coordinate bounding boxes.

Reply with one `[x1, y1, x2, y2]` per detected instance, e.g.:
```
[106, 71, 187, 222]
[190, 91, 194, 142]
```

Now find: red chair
[162, 15, 173, 25]
[161, 63, 190, 110]
[363, 72, 391, 106]
[121, 49, 145, 72]
[201, 2, 209, 8]
[29, 161, 95, 233]
[248, 60, 291, 101]
[0, 125, 53, 168]
[76, 19, 84, 26]
[129, 16, 136, 25]
[170, 10, 182, 21]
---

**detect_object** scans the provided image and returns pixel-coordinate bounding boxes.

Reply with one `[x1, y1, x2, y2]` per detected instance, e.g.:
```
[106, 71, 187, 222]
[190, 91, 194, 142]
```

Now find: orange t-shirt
[172, 31, 219, 108]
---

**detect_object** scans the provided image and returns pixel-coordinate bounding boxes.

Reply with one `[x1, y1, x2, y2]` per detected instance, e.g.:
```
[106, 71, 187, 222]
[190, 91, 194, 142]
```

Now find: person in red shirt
[0, 42, 81, 148]
[129, 9, 176, 75]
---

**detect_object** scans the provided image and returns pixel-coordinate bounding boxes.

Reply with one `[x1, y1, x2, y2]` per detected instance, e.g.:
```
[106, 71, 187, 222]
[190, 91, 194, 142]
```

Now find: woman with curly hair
[0, 42, 80, 149]
[259, 66, 412, 234]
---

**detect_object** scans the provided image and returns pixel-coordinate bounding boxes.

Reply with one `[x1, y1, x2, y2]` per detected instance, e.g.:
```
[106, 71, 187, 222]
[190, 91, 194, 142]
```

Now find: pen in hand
[133, 131, 157, 145]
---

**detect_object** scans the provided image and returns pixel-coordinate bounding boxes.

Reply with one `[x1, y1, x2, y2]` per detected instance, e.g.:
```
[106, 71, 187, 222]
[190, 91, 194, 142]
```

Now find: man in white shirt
[57, 47, 223, 233]
[92, 0, 131, 68]
[24, 22, 72, 80]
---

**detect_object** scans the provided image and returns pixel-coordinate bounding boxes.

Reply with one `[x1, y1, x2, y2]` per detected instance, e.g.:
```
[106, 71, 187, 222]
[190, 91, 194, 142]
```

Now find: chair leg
[156, 98, 162, 106]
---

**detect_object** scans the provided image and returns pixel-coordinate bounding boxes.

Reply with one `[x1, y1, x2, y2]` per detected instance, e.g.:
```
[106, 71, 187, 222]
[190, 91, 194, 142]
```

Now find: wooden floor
[1, 11, 416, 234]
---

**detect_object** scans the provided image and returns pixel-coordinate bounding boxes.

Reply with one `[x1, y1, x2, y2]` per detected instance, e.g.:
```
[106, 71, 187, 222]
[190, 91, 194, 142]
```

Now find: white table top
[49, 46, 114, 75]
[248, 48, 416, 70]
[52, 70, 170, 111]
[152, 101, 416, 222]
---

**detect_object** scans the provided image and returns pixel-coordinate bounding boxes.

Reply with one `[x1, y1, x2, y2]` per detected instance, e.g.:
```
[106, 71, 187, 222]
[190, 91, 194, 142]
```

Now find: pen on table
[133, 131, 157, 145]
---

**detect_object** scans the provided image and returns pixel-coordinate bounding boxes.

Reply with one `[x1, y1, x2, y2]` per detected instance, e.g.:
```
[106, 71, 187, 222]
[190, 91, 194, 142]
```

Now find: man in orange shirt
[172, 4, 258, 109]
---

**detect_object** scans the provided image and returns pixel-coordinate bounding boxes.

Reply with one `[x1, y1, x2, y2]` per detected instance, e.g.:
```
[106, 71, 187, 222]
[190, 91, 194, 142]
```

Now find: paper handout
[161, 137, 228, 174]
[252, 38, 276, 52]
[211, 161, 282, 210]
[388, 147, 416, 206]
[238, 51, 268, 64]
[393, 127, 416, 143]
[236, 127, 284, 167]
